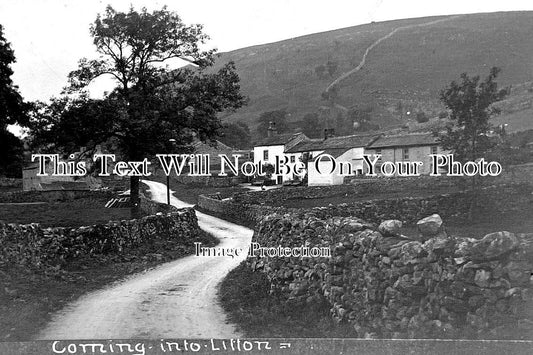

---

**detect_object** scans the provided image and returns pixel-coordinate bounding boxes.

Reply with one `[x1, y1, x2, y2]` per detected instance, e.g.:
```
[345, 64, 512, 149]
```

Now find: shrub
[416, 111, 429, 123]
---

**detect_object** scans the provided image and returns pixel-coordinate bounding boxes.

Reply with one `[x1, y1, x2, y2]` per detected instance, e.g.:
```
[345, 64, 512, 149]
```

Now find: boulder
[378, 220, 402, 237]
[416, 214, 444, 239]
[468, 231, 519, 261]
[341, 219, 366, 233]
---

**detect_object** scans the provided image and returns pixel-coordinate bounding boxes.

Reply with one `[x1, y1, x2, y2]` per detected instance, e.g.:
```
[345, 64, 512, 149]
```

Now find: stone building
[287, 133, 381, 186]
[365, 132, 445, 175]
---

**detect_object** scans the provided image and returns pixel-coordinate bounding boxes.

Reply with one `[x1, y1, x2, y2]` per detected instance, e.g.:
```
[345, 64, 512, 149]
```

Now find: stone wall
[248, 212, 533, 339]
[174, 175, 245, 187]
[233, 168, 532, 208]
[0, 189, 115, 203]
[197, 194, 284, 227]
[198, 184, 530, 226]
[345, 175, 461, 189]
[232, 177, 463, 206]
[139, 195, 178, 215]
[0, 178, 22, 189]
[0, 208, 200, 269]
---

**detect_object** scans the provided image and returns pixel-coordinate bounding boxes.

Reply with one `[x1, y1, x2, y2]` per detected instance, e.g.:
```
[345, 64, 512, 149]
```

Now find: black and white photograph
[1, 1, 533, 354]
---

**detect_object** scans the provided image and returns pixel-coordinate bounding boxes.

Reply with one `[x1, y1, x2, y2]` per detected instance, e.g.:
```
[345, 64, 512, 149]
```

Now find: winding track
[325, 15, 463, 95]
[38, 180, 253, 339]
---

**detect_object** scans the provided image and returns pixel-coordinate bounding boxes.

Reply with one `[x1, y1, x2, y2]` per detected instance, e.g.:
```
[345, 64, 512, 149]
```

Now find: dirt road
[38, 180, 253, 339]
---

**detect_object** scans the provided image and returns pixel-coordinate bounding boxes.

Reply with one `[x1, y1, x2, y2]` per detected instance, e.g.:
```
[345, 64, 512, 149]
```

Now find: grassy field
[0, 196, 131, 227]
[0, 227, 218, 341]
[266, 186, 464, 209]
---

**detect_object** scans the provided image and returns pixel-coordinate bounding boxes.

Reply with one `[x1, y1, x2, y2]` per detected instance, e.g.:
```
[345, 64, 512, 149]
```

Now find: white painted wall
[307, 147, 366, 186]
[253, 145, 286, 183]
[279, 152, 306, 182]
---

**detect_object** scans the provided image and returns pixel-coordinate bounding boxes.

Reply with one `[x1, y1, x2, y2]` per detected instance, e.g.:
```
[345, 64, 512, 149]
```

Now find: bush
[416, 111, 429, 123]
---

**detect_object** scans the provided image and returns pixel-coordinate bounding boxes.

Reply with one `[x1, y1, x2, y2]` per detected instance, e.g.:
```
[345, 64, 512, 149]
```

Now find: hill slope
[213, 11, 533, 138]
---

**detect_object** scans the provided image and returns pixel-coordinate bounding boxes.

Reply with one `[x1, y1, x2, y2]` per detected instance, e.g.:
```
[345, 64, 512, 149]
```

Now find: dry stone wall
[174, 175, 244, 187]
[0, 208, 200, 269]
[248, 211, 533, 339]
[0, 189, 115, 203]
[199, 184, 529, 226]
[232, 177, 461, 206]
[197, 194, 285, 227]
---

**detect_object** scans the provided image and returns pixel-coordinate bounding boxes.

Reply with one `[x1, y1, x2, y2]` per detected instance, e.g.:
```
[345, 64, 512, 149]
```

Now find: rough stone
[469, 231, 519, 261]
[474, 270, 491, 288]
[378, 220, 403, 237]
[416, 214, 444, 239]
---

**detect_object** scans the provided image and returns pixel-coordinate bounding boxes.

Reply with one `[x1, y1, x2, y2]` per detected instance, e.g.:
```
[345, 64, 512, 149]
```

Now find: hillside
[213, 11, 533, 139]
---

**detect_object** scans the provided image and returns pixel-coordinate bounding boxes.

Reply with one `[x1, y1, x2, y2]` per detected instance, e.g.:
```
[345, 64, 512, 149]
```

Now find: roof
[192, 140, 235, 154]
[284, 139, 322, 153]
[312, 148, 352, 159]
[368, 133, 439, 149]
[285, 133, 381, 153]
[255, 133, 306, 147]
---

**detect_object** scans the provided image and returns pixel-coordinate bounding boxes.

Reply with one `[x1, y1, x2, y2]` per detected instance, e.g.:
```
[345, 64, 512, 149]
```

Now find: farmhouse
[365, 132, 444, 175]
[253, 130, 308, 184]
[287, 132, 381, 186]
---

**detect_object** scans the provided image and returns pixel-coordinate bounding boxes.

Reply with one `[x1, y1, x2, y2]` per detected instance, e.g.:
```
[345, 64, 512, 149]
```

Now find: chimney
[324, 128, 335, 140]
[267, 121, 277, 137]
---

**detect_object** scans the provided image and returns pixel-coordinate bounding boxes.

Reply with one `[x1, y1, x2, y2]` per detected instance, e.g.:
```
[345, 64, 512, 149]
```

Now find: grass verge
[219, 262, 353, 338]
[0, 229, 218, 341]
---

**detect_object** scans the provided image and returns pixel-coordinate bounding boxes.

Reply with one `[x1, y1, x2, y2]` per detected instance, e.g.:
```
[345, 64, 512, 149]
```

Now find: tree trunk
[467, 174, 478, 221]
[130, 175, 141, 219]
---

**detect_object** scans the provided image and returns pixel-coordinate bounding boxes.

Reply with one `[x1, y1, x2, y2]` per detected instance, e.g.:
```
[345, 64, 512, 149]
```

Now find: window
[431, 146, 438, 155]
[263, 150, 269, 160]
[375, 149, 382, 155]
[403, 148, 409, 160]
[290, 155, 295, 163]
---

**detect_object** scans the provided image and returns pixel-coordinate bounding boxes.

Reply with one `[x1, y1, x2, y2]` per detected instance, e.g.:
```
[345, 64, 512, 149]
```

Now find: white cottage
[287, 133, 381, 186]
[253, 131, 308, 184]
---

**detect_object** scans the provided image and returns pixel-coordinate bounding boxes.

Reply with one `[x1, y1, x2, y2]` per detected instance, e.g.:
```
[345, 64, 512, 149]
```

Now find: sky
[1, 0, 533, 103]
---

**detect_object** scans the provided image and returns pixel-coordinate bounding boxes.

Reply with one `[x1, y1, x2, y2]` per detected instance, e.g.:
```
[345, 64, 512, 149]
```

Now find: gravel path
[38, 180, 253, 339]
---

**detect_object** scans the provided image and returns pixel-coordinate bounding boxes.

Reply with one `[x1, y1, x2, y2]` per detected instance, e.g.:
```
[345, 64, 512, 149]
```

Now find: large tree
[438, 67, 508, 218]
[32, 6, 245, 216]
[219, 121, 251, 149]
[439, 67, 508, 163]
[0, 24, 27, 177]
